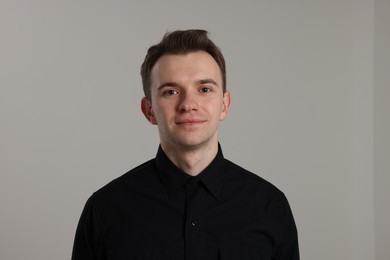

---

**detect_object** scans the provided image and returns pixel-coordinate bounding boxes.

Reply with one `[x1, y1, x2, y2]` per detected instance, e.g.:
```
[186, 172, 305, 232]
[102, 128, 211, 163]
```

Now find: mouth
[175, 119, 206, 126]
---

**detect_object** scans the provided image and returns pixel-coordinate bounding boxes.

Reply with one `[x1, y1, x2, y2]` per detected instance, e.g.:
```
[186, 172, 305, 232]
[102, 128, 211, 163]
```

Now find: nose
[178, 92, 199, 112]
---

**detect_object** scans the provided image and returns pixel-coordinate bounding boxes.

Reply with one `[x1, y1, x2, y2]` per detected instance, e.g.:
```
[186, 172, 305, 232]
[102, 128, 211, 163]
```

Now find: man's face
[141, 51, 231, 151]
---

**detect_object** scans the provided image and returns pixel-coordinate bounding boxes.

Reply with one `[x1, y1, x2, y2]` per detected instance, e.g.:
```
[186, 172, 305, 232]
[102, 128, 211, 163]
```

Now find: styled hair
[140, 29, 226, 99]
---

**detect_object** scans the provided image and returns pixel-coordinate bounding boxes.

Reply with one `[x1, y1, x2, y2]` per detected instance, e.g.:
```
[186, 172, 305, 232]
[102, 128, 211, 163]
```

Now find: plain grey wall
[374, 0, 390, 259]
[1, 0, 388, 259]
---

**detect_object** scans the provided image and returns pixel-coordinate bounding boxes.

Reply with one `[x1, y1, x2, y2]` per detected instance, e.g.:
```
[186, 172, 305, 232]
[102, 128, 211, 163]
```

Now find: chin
[177, 137, 214, 149]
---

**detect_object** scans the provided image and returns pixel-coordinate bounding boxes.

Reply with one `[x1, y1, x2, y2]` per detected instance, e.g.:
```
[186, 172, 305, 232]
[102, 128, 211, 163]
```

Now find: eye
[163, 89, 179, 96]
[200, 87, 212, 93]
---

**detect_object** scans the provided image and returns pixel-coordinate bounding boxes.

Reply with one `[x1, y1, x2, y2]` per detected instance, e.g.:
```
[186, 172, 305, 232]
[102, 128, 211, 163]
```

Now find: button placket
[184, 179, 201, 258]
[185, 181, 198, 228]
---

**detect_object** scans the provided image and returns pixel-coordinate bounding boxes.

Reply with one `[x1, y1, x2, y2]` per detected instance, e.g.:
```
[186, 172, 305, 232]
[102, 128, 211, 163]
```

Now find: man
[72, 29, 299, 260]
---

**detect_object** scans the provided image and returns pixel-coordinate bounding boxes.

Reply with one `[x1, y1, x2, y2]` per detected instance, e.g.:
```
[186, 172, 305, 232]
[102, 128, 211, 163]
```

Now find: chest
[102, 185, 278, 260]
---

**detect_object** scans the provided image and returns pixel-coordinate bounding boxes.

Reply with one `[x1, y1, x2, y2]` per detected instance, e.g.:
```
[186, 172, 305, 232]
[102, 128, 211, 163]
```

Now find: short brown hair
[140, 29, 226, 99]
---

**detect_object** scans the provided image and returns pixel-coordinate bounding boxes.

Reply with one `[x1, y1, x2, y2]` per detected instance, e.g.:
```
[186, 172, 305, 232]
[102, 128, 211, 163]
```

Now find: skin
[141, 51, 231, 176]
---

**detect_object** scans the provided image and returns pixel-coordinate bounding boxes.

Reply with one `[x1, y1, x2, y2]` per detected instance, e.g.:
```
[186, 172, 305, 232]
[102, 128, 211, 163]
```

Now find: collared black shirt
[72, 145, 299, 260]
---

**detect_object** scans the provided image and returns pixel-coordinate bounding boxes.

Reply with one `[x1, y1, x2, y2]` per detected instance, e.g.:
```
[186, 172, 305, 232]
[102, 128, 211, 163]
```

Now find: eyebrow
[157, 82, 178, 90]
[199, 79, 218, 86]
[157, 79, 219, 90]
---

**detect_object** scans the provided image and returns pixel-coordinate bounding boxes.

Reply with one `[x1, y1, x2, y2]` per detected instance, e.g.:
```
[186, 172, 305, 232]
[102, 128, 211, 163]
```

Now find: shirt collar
[155, 144, 226, 200]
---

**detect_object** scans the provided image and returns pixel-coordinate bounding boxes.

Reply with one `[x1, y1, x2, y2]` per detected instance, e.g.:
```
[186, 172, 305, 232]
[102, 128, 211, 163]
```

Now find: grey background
[1, 0, 389, 259]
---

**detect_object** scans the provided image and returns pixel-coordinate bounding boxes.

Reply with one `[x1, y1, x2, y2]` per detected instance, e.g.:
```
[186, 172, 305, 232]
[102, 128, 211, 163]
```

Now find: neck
[161, 141, 219, 176]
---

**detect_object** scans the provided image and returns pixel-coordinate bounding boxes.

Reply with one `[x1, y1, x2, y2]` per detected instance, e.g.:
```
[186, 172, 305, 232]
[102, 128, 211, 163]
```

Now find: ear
[141, 97, 158, 125]
[219, 91, 231, 121]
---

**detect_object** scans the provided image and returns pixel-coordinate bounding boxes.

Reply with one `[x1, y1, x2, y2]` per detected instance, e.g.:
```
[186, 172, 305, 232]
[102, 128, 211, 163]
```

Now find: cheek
[153, 103, 172, 121]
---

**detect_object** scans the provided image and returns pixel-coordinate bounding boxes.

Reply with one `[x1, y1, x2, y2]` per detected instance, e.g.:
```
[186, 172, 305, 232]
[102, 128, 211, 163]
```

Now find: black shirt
[72, 145, 299, 260]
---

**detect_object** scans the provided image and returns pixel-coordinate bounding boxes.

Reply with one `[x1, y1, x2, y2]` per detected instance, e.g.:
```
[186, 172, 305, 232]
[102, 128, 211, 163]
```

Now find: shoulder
[224, 159, 282, 193]
[223, 159, 289, 211]
[91, 158, 157, 202]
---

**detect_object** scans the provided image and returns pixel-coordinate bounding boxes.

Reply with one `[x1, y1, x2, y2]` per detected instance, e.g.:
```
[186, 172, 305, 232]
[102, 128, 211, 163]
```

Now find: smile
[175, 119, 206, 125]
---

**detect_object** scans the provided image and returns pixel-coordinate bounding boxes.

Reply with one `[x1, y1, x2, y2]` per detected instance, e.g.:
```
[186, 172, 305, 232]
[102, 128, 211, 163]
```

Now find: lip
[175, 119, 206, 125]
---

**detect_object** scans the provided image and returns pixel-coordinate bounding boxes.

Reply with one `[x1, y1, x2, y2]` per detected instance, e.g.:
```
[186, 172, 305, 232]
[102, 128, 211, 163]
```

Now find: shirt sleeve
[274, 193, 300, 260]
[71, 194, 103, 260]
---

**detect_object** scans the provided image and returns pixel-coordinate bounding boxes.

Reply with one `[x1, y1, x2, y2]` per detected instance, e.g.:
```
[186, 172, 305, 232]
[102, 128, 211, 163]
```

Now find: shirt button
[191, 221, 197, 227]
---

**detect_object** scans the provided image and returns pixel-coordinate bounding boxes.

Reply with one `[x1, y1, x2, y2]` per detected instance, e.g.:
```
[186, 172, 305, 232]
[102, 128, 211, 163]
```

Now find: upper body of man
[72, 29, 299, 260]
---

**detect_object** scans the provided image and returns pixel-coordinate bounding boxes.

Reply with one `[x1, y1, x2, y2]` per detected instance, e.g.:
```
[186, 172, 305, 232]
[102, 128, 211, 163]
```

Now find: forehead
[150, 51, 222, 85]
